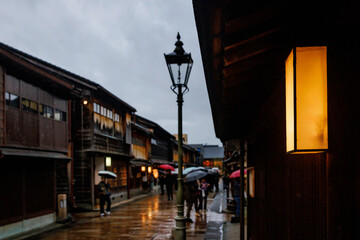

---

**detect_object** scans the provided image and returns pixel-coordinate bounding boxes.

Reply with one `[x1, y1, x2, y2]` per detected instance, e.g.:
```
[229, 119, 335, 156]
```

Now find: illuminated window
[285, 46, 328, 152]
[105, 157, 112, 167]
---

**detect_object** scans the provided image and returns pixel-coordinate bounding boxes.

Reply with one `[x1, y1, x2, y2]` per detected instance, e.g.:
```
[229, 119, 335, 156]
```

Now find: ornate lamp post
[164, 33, 193, 240]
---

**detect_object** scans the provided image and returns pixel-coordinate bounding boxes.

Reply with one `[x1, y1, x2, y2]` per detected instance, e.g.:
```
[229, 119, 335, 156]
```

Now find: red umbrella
[229, 169, 247, 178]
[159, 164, 175, 171]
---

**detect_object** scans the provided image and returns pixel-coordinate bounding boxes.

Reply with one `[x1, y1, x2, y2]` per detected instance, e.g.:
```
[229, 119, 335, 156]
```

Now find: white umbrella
[98, 170, 117, 179]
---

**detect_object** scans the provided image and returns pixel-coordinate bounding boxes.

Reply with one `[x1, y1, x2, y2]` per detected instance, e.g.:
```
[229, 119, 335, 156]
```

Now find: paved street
[25, 190, 235, 240]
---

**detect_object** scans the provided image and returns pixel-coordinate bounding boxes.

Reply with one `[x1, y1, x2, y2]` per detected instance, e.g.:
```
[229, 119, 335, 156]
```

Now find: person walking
[159, 173, 165, 195]
[98, 176, 111, 216]
[184, 181, 198, 222]
[234, 177, 240, 217]
[149, 173, 154, 192]
[214, 171, 220, 192]
[200, 178, 210, 211]
[142, 172, 148, 192]
[164, 169, 174, 201]
[195, 179, 202, 216]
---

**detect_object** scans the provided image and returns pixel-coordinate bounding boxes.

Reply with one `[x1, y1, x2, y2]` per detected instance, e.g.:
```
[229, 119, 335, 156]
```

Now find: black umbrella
[184, 169, 208, 182]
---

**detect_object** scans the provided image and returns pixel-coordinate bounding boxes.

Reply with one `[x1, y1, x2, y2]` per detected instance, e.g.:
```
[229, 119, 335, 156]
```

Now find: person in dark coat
[234, 177, 240, 217]
[195, 179, 202, 216]
[184, 181, 198, 222]
[159, 173, 165, 195]
[98, 176, 111, 216]
[214, 171, 220, 192]
[164, 169, 174, 200]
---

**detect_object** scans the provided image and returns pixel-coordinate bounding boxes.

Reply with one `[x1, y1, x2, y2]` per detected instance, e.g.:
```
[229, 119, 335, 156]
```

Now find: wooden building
[134, 115, 175, 166]
[70, 78, 136, 210]
[193, 1, 360, 239]
[129, 115, 153, 196]
[0, 42, 73, 238]
[0, 42, 136, 212]
[172, 138, 197, 168]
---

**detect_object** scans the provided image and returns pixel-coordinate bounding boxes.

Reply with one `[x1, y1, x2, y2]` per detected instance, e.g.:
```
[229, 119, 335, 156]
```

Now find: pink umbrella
[229, 169, 247, 178]
[159, 164, 175, 171]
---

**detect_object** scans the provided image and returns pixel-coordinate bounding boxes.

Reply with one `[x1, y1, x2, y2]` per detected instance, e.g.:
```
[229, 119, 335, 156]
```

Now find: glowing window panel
[285, 46, 328, 152]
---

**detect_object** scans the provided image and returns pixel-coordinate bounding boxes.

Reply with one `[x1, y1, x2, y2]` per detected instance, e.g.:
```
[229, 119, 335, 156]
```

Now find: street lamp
[164, 33, 193, 240]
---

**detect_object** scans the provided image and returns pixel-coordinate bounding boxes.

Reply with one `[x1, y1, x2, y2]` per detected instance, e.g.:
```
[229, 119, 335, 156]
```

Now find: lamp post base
[173, 216, 187, 240]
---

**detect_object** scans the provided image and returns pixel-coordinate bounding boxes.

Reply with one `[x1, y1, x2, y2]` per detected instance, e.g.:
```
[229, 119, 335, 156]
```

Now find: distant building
[189, 144, 224, 170]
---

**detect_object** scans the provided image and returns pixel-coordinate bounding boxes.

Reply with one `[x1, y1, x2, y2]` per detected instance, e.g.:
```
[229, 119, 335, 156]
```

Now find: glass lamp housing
[164, 33, 193, 88]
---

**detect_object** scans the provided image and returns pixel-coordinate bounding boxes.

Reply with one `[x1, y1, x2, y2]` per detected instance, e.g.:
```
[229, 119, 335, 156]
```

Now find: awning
[130, 158, 152, 167]
[151, 158, 172, 164]
[0, 148, 72, 160]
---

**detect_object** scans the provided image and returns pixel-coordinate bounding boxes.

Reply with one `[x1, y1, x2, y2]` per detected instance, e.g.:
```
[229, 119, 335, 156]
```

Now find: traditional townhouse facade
[194, 1, 360, 239]
[172, 138, 197, 168]
[74, 86, 136, 210]
[129, 115, 153, 196]
[0, 42, 136, 213]
[0, 42, 74, 239]
[134, 115, 175, 167]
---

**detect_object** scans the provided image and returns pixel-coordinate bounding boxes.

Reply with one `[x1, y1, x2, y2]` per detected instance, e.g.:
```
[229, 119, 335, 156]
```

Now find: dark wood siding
[0, 158, 55, 226]
[73, 153, 92, 202]
[24, 159, 55, 218]
[4, 74, 68, 152]
[21, 112, 39, 146]
[39, 117, 54, 148]
[285, 153, 327, 240]
[6, 108, 21, 143]
[20, 80, 37, 101]
[54, 121, 67, 151]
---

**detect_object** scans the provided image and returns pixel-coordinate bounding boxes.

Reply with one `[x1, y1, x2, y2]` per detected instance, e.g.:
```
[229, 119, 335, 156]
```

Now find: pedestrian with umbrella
[159, 164, 175, 171]
[158, 170, 166, 195]
[183, 180, 198, 222]
[184, 168, 209, 216]
[229, 169, 245, 221]
[164, 169, 174, 201]
[97, 171, 116, 216]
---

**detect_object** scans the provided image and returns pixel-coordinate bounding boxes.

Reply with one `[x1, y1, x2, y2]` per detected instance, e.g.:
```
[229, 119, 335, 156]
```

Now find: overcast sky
[0, 0, 222, 146]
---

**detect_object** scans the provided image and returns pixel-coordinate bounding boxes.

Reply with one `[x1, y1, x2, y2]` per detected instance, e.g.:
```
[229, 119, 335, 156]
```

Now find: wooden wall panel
[54, 121, 67, 151]
[0, 158, 55, 226]
[6, 108, 21, 143]
[5, 74, 19, 94]
[39, 117, 54, 148]
[21, 112, 39, 146]
[285, 153, 327, 240]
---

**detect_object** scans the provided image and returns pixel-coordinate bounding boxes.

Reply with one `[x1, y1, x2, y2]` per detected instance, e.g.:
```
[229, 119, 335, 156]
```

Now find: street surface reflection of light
[141, 215, 146, 223]
[154, 199, 159, 210]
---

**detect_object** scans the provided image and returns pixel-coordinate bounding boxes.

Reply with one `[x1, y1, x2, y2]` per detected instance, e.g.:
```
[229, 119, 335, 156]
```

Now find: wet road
[27, 191, 232, 240]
